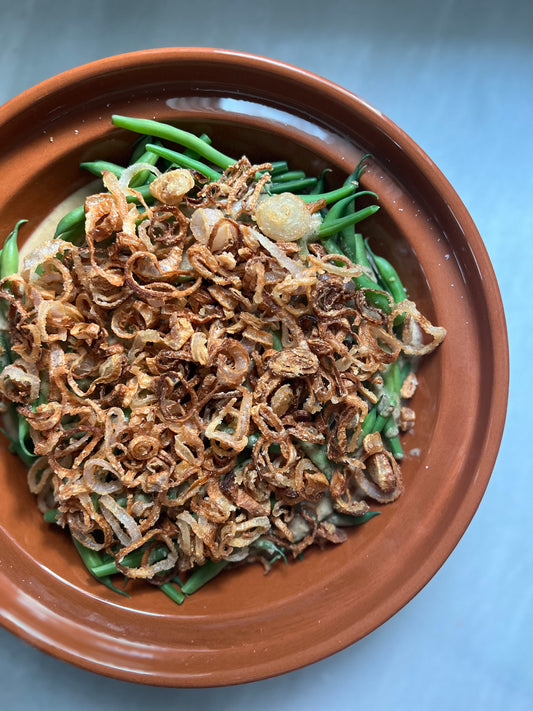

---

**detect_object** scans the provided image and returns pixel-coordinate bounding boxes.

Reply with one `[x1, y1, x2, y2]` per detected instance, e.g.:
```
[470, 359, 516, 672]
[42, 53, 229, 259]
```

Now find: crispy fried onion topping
[0, 159, 445, 582]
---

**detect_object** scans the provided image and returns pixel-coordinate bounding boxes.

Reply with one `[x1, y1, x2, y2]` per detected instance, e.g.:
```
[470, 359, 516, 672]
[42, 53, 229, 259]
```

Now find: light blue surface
[0, 1, 531, 709]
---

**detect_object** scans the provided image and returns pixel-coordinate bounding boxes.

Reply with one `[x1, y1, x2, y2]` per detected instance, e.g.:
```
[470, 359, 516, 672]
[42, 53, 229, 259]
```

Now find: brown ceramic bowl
[0, 48, 508, 687]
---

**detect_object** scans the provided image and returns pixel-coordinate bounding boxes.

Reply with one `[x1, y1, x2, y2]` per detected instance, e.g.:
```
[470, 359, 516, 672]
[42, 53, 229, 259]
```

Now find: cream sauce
[19, 180, 100, 268]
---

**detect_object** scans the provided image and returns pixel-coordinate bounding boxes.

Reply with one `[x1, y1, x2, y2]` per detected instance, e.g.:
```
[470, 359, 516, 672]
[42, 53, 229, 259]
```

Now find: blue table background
[0, 1, 531, 709]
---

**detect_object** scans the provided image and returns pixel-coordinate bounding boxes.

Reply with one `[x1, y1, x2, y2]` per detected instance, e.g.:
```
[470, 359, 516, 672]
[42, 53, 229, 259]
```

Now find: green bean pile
[0, 116, 446, 605]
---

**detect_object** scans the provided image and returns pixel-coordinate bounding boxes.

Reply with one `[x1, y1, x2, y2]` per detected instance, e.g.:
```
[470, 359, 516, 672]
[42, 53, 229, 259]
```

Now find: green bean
[269, 161, 289, 176]
[319, 235, 348, 269]
[80, 160, 124, 179]
[43, 509, 59, 523]
[399, 358, 412, 385]
[319, 193, 355, 228]
[297, 440, 336, 481]
[88, 492, 99, 513]
[387, 363, 403, 400]
[352, 153, 373, 182]
[53, 184, 154, 238]
[269, 177, 318, 194]
[333, 172, 373, 260]
[339, 228, 359, 264]
[144, 143, 221, 181]
[54, 205, 85, 238]
[320, 235, 344, 256]
[6, 118, 411, 606]
[372, 252, 407, 303]
[112, 115, 236, 170]
[6, 438, 36, 468]
[321, 234, 365, 274]
[337, 189, 375, 271]
[383, 413, 399, 439]
[130, 144, 163, 187]
[317, 205, 380, 238]
[182, 132, 211, 160]
[92, 546, 167, 577]
[1, 328, 22, 454]
[378, 364, 406, 460]
[391, 360, 403, 396]
[354, 232, 373, 270]
[340, 164, 362, 193]
[308, 168, 331, 195]
[358, 404, 378, 443]
[245, 431, 281, 455]
[327, 511, 380, 526]
[0, 330, 12, 367]
[256, 161, 289, 178]
[59, 223, 85, 245]
[130, 134, 154, 163]
[71, 536, 130, 597]
[17, 416, 36, 461]
[380, 362, 403, 421]
[385, 434, 404, 459]
[319, 231, 392, 313]
[254, 538, 288, 565]
[0, 220, 26, 279]
[270, 170, 307, 183]
[180, 560, 228, 595]
[353, 273, 392, 312]
[159, 581, 185, 605]
[299, 182, 356, 205]
[360, 410, 404, 460]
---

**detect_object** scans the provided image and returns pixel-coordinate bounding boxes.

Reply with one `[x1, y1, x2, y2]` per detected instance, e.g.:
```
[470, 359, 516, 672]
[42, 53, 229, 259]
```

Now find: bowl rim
[0, 46, 509, 686]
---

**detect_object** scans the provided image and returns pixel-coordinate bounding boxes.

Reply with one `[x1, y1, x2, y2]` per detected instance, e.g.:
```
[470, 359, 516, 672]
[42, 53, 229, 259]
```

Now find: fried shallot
[0, 154, 445, 590]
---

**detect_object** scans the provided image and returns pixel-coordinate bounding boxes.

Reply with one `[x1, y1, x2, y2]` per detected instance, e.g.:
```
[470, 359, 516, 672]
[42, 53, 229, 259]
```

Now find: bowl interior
[0, 48, 508, 687]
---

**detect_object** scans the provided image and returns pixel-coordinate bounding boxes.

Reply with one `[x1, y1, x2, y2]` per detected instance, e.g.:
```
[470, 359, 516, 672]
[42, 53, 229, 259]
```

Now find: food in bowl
[0, 114, 445, 605]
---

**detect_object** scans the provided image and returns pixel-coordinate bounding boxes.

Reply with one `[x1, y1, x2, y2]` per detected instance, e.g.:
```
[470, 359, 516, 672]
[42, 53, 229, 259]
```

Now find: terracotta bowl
[0, 48, 508, 687]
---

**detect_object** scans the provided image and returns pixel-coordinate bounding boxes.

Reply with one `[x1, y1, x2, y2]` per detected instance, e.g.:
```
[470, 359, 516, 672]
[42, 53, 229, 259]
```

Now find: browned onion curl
[0, 155, 445, 590]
